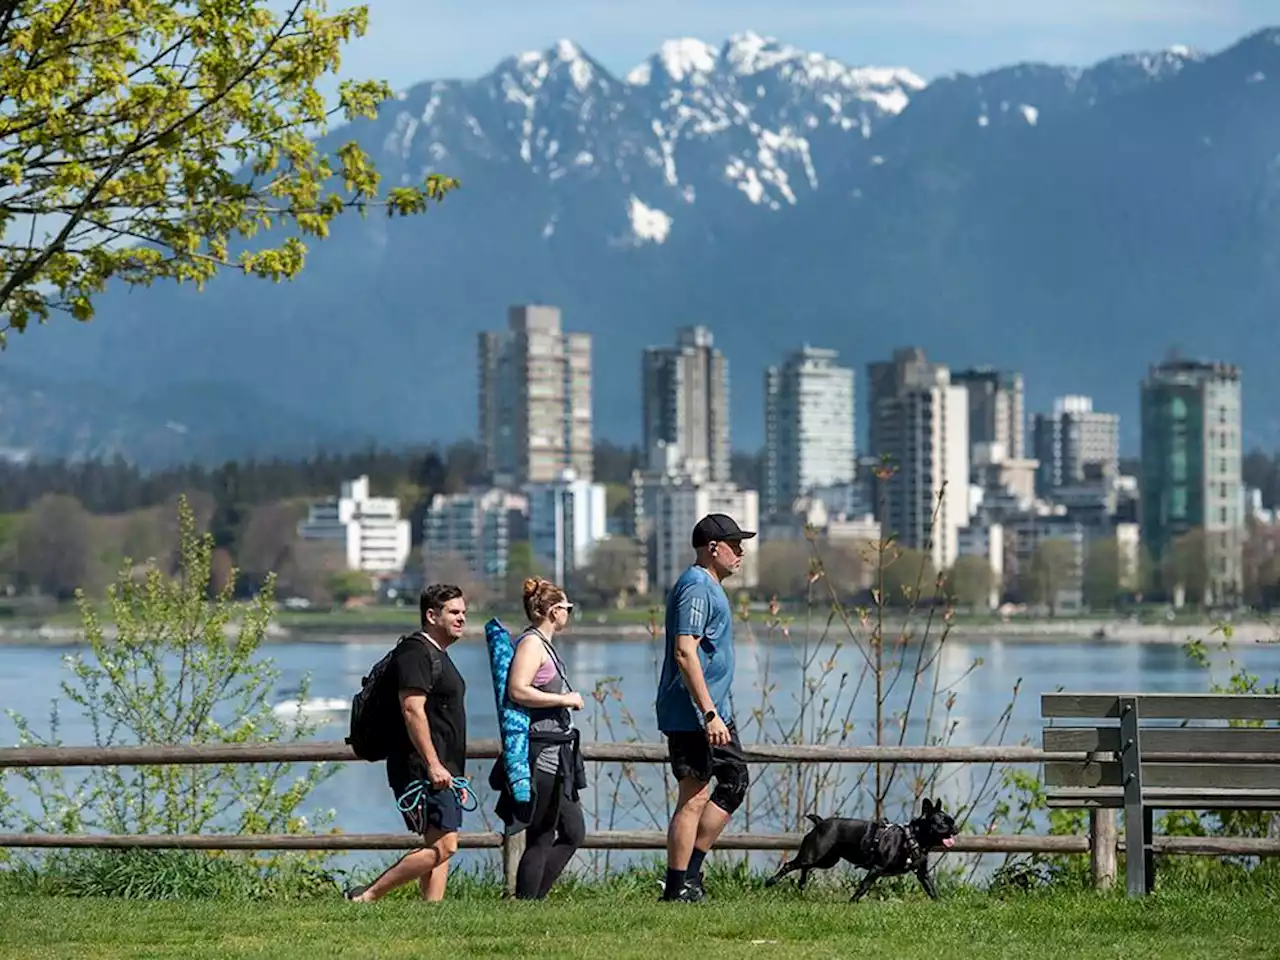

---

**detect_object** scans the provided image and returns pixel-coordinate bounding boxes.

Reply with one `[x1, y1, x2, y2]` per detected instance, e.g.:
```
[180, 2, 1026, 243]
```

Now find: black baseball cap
[691, 513, 757, 549]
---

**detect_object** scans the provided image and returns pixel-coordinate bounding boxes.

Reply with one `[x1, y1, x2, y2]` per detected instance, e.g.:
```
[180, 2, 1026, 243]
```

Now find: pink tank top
[532, 653, 557, 687]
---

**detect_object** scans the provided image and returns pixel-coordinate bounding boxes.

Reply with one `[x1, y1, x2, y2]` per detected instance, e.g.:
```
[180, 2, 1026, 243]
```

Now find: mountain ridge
[4, 26, 1280, 464]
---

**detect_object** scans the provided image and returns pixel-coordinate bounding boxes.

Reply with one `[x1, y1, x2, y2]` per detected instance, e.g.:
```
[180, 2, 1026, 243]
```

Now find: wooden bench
[1041, 692, 1280, 897]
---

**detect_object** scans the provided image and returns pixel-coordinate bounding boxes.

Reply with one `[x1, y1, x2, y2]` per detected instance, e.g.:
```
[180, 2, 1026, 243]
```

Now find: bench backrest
[1041, 693, 1280, 793]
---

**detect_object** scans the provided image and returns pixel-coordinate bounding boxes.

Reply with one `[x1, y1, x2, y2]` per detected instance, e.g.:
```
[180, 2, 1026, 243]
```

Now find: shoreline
[1, 617, 1275, 648]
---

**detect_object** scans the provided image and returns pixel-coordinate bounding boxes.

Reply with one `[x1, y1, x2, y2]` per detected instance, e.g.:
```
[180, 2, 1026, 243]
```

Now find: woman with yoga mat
[504, 576, 588, 899]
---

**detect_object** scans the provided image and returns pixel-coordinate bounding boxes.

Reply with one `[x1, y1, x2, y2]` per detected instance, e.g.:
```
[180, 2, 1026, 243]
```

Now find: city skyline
[459, 301, 1246, 606]
[478, 303, 1152, 467]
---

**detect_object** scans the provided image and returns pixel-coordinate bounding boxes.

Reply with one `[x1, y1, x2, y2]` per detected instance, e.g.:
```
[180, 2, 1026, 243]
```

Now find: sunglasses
[552, 600, 575, 611]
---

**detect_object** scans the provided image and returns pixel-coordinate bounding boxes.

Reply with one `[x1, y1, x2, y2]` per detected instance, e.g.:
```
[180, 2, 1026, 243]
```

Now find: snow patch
[626, 62, 652, 85]
[725, 159, 766, 204]
[1247, 71, 1266, 84]
[570, 58, 592, 91]
[386, 113, 420, 158]
[421, 94, 442, 126]
[977, 115, 990, 127]
[650, 119, 679, 186]
[659, 38, 718, 81]
[542, 215, 557, 239]
[1019, 104, 1039, 125]
[862, 87, 909, 114]
[847, 66, 927, 92]
[628, 196, 672, 244]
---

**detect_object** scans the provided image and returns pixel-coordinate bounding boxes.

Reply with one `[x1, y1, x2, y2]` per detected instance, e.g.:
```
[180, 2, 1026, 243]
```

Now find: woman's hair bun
[522, 576, 542, 596]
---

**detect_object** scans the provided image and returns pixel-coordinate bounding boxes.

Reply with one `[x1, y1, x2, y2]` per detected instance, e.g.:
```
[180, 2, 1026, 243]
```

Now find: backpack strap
[402, 630, 445, 690]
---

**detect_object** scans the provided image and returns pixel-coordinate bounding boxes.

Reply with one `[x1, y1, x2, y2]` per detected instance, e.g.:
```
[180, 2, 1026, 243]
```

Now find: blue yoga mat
[484, 617, 531, 804]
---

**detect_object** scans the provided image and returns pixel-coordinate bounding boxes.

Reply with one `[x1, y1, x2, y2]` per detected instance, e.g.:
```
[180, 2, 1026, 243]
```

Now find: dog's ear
[921, 797, 934, 815]
[932, 797, 944, 813]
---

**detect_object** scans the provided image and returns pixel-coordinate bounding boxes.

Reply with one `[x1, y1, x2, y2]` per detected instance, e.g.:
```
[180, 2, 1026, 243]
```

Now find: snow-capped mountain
[8, 27, 1280, 463]
[381, 30, 927, 235]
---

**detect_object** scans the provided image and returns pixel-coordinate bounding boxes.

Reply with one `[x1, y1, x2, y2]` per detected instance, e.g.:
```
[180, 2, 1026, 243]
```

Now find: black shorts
[387, 755, 463, 835]
[666, 723, 748, 785]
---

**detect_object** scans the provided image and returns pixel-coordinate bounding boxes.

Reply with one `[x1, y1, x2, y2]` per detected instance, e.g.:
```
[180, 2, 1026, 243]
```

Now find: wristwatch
[703, 709, 718, 725]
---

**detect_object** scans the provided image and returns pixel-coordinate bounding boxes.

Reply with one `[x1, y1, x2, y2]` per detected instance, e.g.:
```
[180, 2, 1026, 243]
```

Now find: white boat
[271, 695, 350, 719]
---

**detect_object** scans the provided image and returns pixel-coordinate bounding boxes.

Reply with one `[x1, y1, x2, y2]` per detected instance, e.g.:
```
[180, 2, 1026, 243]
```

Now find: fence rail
[0, 741, 1074, 767]
[2, 739, 1276, 895]
[0, 741, 1264, 768]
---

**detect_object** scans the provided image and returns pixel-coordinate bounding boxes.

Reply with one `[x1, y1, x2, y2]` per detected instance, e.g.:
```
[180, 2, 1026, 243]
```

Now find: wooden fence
[2, 740, 1278, 894]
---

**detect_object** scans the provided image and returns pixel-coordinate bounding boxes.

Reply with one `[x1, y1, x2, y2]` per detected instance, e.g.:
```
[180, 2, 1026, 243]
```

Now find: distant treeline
[0, 440, 766, 519]
[0, 441, 650, 517]
[0, 440, 769, 606]
[3, 445, 1277, 518]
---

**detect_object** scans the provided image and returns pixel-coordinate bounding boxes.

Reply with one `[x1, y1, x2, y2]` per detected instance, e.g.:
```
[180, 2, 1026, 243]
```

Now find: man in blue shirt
[655, 512, 755, 902]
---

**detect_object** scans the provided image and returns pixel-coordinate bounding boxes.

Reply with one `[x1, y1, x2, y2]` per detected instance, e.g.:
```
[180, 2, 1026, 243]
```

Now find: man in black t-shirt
[347, 584, 469, 903]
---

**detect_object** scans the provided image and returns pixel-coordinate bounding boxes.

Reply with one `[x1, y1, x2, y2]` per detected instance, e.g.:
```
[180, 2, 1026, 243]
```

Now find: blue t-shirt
[655, 564, 736, 733]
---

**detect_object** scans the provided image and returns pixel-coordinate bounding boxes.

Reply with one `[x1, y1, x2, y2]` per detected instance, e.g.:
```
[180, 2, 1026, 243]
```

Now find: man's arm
[673, 635, 716, 717]
[400, 689, 452, 789]
[671, 586, 730, 745]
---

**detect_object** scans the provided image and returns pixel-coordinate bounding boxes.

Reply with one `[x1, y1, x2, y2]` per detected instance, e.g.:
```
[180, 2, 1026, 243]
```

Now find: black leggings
[514, 767, 586, 899]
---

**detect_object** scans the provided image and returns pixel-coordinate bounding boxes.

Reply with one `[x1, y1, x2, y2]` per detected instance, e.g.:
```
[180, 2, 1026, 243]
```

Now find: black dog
[764, 798, 958, 902]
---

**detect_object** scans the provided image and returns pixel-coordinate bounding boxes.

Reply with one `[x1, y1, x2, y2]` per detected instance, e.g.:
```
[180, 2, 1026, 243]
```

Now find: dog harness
[863, 818, 928, 870]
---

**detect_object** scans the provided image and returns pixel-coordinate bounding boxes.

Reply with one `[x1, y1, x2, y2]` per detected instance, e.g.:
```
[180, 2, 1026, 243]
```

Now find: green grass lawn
[0, 889, 1274, 959]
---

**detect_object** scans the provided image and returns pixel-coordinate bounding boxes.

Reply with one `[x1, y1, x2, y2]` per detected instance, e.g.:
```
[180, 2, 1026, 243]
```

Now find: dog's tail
[805, 813, 824, 827]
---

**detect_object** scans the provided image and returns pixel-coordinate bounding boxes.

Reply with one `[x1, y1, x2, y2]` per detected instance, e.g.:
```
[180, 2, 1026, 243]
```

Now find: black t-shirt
[387, 634, 467, 777]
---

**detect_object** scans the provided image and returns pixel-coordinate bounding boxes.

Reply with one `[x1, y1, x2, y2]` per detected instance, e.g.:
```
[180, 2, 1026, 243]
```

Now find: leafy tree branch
[0, 0, 459, 340]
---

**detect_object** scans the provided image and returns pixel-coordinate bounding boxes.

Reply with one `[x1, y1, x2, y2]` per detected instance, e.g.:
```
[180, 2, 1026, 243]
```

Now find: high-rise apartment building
[1140, 358, 1243, 605]
[1031, 396, 1120, 495]
[951, 368, 1025, 462]
[478, 305, 593, 486]
[867, 348, 970, 569]
[763, 345, 855, 518]
[641, 326, 730, 482]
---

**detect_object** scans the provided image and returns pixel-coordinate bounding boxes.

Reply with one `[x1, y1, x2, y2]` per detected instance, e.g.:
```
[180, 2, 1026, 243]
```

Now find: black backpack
[345, 631, 443, 761]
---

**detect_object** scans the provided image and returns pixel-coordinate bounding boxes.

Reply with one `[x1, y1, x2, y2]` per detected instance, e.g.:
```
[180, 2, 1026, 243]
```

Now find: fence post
[501, 829, 525, 897]
[1090, 808, 1117, 891]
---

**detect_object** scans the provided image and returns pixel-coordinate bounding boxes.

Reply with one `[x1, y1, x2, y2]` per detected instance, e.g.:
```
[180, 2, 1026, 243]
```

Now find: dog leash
[396, 776, 479, 814]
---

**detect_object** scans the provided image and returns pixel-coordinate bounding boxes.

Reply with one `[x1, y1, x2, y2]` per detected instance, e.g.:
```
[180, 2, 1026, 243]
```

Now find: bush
[1, 497, 336, 879]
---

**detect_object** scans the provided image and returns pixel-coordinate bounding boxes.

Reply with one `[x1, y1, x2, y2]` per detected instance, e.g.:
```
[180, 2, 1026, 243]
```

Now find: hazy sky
[331, 0, 1276, 89]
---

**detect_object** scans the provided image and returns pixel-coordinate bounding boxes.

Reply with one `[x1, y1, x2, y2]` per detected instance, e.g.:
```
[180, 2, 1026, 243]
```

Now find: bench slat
[1042, 693, 1280, 721]
[1044, 727, 1280, 755]
[1045, 788, 1280, 809]
[1045, 786, 1280, 809]
[1046, 761, 1280, 791]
